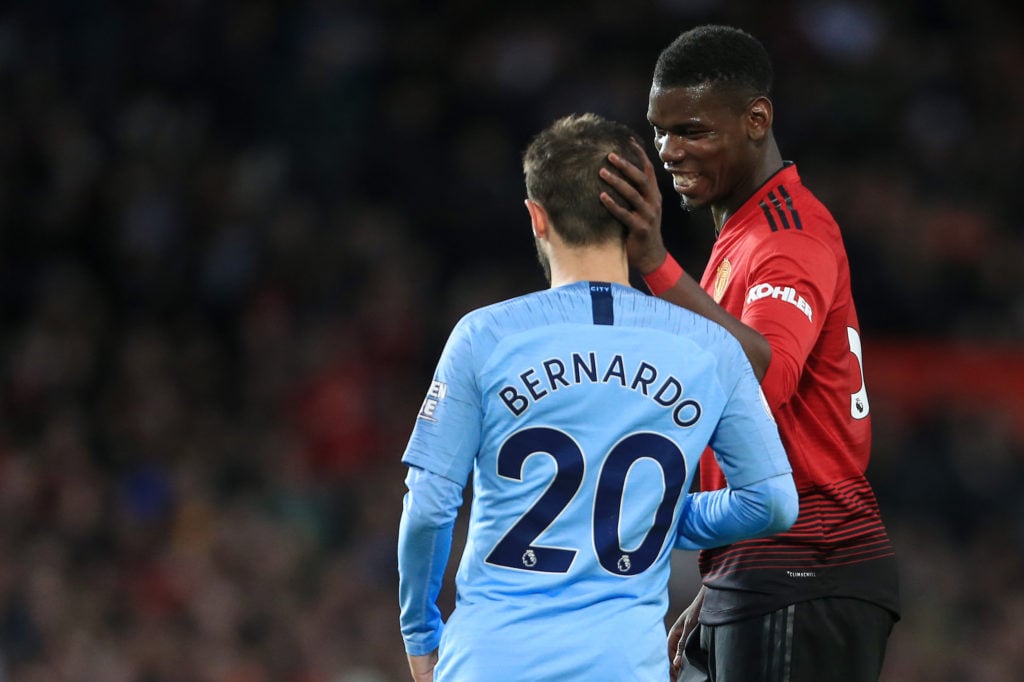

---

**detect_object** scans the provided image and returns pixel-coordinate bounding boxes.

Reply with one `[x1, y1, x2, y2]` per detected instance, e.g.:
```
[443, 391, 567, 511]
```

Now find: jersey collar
[720, 162, 800, 236]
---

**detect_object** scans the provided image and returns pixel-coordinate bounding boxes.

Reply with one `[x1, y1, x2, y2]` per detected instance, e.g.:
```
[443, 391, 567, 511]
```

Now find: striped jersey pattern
[699, 477, 894, 580]
[695, 163, 900, 622]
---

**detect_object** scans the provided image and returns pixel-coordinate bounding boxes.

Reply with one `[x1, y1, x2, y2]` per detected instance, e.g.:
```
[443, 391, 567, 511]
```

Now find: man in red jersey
[600, 24, 899, 682]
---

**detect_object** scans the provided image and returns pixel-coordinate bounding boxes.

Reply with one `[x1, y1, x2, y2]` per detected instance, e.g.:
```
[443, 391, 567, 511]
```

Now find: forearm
[643, 256, 771, 380]
[676, 472, 798, 550]
[668, 272, 770, 380]
[398, 467, 463, 655]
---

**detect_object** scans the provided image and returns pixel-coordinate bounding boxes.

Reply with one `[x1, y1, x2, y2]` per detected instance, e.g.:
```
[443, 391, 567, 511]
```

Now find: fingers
[666, 622, 682, 658]
[608, 140, 659, 187]
[603, 146, 662, 218]
[599, 190, 632, 221]
[601, 148, 665, 267]
[600, 164, 646, 206]
[666, 612, 685, 673]
[667, 608, 693, 679]
[630, 138, 660, 181]
[669, 637, 683, 680]
[606, 148, 648, 183]
[673, 634, 686, 674]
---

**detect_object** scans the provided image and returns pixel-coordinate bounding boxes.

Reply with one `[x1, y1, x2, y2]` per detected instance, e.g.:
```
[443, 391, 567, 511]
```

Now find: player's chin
[677, 192, 708, 212]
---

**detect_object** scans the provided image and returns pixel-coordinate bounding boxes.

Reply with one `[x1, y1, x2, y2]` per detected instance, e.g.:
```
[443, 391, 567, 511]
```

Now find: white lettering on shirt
[746, 283, 813, 323]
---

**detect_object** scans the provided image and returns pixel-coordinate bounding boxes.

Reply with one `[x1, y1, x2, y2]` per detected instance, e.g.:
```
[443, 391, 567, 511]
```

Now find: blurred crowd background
[0, 1, 1022, 680]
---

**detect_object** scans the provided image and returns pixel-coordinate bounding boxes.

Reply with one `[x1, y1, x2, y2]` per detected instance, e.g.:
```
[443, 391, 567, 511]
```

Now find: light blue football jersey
[402, 281, 789, 681]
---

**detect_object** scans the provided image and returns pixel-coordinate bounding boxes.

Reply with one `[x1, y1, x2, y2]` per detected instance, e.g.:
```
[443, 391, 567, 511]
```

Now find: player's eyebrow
[650, 118, 705, 133]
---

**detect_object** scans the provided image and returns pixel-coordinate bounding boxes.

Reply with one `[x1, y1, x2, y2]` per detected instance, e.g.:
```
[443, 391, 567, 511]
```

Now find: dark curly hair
[654, 25, 773, 106]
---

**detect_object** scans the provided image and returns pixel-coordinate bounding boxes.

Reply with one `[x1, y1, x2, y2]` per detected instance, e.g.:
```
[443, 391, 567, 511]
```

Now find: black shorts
[679, 597, 895, 682]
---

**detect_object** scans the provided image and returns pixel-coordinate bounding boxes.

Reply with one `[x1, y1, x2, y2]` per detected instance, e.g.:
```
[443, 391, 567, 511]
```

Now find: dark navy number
[594, 433, 687, 575]
[485, 428, 584, 572]
[485, 427, 687, 576]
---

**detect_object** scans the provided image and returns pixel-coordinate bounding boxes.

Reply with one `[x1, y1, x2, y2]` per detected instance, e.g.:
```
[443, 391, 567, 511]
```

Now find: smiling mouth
[671, 172, 701, 193]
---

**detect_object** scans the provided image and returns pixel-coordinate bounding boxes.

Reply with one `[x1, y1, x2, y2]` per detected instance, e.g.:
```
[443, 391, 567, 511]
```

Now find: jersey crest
[712, 258, 732, 303]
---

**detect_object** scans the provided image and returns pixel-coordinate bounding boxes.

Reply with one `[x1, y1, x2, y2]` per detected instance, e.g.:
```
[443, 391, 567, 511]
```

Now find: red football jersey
[696, 164, 899, 622]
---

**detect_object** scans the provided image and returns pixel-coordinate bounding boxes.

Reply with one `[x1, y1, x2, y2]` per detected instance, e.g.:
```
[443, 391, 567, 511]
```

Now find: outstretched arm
[679, 352, 797, 551]
[599, 144, 771, 379]
[668, 350, 797, 678]
[675, 473, 798, 550]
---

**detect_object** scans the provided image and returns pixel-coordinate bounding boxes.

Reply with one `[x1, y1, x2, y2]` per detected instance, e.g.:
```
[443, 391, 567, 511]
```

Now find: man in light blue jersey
[397, 113, 798, 682]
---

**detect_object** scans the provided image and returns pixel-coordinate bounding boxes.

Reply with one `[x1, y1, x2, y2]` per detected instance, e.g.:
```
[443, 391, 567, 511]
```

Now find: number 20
[484, 427, 687, 576]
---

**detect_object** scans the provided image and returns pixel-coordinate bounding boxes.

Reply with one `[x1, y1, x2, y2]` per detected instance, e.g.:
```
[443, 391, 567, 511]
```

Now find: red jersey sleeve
[741, 233, 838, 409]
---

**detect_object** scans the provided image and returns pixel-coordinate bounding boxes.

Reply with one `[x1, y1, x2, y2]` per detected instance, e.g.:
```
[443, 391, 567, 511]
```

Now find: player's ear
[525, 199, 550, 239]
[746, 96, 773, 141]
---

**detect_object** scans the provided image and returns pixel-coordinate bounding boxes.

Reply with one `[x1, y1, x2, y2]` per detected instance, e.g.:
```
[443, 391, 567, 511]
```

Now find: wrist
[641, 252, 684, 296]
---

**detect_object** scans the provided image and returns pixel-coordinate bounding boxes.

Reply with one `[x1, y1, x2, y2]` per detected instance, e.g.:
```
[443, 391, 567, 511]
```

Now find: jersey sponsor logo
[712, 258, 731, 303]
[746, 282, 813, 322]
[497, 351, 702, 428]
[417, 380, 448, 421]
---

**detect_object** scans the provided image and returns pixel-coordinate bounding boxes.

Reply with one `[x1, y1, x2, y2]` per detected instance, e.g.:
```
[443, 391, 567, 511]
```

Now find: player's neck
[711, 144, 785, 234]
[548, 243, 631, 288]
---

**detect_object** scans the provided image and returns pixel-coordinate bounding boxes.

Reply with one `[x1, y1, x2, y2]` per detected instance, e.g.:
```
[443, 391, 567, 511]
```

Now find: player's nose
[656, 132, 687, 164]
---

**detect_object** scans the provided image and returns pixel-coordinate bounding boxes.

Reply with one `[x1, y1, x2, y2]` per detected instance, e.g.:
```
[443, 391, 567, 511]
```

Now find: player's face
[647, 84, 757, 213]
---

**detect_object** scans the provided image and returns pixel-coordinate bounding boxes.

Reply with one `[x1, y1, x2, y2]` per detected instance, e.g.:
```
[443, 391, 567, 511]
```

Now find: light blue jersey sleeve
[401, 315, 482, 484]
[398, 284, 796, 680]
[397, 316, 481, 655]
[398, 466, 464, 655]
[675, 474, 797, 550]
[676, 347, 798, 549]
